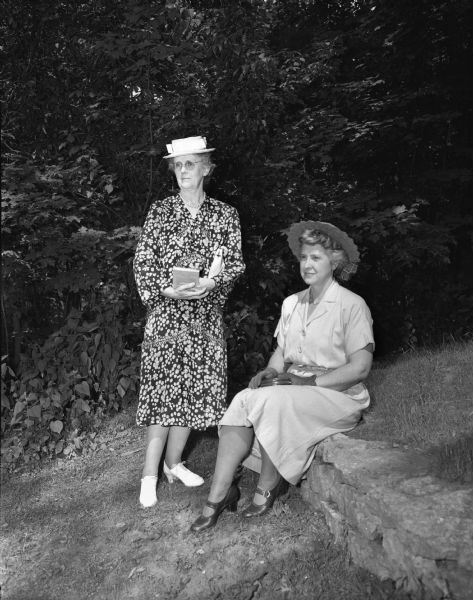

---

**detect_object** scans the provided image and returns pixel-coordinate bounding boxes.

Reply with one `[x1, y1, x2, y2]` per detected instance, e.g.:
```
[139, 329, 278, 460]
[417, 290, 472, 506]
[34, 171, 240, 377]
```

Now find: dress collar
[301, 280, 339, 325]
[176, 192, 208, 214]
[302, 279, 339, 304]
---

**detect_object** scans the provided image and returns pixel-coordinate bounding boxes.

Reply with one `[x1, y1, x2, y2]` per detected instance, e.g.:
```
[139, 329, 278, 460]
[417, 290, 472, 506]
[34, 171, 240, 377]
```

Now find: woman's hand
[248, 367, 278, 389]
[197, 277, 216, 293]
[161, 284, 209, 300]
[283, 373, 316, 386]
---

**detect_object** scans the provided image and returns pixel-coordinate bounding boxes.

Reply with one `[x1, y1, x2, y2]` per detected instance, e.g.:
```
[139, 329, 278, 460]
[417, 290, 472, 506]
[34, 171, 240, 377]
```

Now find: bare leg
[164, 426, 192, 467]
[202, 425, 253, 516]
[252, 442, 281, 506]
[142, 424, 169, 477]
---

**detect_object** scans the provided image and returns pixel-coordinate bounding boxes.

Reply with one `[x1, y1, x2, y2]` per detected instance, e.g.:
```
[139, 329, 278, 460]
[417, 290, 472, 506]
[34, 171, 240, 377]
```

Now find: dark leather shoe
[190, 484, 240, 532]
[241, 478, 288, 518]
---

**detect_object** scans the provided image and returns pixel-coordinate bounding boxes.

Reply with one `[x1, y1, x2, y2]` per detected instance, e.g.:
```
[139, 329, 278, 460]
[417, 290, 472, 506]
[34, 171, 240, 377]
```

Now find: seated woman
[190, 221, 374, 532]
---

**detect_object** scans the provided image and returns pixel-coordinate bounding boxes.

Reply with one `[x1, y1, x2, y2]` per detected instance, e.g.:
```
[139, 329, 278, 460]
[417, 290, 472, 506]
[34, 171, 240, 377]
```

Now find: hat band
[166, 136, 208, 155]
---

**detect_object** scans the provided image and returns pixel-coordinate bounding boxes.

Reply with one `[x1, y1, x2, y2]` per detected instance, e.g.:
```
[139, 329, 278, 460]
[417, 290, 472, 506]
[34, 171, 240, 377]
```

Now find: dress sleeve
[211, 206, 245, 294]
[274, 295, 297, 350]
[343, 299, 375, 356]
[274, 312, 286, 350]
[133, 202, 171, 308]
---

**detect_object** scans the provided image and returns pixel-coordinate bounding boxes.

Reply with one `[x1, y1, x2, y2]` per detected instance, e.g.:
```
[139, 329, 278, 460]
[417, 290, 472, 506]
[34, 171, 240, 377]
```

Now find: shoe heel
[163, 463, 175, 483]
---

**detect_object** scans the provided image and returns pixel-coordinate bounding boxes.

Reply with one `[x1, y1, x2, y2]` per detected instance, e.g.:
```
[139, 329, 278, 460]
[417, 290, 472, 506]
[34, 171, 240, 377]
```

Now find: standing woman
[134, 136, 245, 508]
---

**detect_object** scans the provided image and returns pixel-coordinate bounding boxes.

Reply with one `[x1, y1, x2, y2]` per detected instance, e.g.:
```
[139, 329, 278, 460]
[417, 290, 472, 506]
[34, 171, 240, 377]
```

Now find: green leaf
[119, 377, 130, 390]
[50, 420, 64, 434]
[12, 401, 25, 420]
[27, 404, 42, 420]
[74, 381, 90, 397]
[1, 393, 10, 409]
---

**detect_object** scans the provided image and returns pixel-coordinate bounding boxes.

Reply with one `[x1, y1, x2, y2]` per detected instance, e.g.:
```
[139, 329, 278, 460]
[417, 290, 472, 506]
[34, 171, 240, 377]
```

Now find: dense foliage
[2, 0, 472, 467]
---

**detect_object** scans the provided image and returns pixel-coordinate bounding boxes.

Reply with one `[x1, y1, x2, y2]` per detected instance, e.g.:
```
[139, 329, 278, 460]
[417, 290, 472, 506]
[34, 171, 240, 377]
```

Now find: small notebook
[172, 266, 200, 289]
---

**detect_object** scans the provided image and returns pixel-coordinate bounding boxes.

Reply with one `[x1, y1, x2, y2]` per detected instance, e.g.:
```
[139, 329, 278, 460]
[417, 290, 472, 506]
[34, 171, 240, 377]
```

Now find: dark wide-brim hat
[284, 220, 360, 281]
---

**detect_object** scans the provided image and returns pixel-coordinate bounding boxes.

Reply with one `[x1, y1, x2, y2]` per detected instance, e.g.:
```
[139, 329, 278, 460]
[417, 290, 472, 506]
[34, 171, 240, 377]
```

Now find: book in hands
[172, 266, 200, 289]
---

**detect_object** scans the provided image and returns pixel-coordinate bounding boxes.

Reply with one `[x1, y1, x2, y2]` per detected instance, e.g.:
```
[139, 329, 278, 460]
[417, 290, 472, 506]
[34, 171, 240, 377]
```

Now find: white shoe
[163, 462, 204, 487]
[139, 475, 158, 507]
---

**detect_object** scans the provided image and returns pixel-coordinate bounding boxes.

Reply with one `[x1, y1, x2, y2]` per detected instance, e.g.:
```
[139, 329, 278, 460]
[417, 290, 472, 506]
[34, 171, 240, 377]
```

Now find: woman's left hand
[197, 277, 216, 293]
[161, 278, 216, 300]
[283, 373, 316, 386]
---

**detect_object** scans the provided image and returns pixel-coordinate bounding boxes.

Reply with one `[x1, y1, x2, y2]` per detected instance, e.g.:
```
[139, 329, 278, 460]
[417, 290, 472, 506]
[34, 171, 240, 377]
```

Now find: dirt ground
[1, 409, 410, 600]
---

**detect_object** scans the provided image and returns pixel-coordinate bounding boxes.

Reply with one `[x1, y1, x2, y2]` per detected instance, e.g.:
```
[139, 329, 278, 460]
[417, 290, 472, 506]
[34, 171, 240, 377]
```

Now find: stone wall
[300, 434, 473, 599]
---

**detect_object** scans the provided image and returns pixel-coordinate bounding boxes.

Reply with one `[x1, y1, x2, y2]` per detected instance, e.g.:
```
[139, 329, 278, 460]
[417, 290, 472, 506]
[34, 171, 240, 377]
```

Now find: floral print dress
[133, 194, 245, 429]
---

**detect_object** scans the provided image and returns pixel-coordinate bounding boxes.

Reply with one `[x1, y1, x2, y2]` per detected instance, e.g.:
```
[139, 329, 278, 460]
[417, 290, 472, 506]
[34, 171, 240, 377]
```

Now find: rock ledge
[300, 434, 473, 599]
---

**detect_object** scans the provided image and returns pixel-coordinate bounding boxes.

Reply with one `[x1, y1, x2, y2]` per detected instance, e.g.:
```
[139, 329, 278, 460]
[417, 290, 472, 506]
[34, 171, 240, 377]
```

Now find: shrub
[1, 305, 141, 469]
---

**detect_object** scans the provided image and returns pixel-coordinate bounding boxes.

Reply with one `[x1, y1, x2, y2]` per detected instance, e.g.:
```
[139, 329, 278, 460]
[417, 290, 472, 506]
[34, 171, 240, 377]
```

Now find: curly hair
[299, 229, 349, 279]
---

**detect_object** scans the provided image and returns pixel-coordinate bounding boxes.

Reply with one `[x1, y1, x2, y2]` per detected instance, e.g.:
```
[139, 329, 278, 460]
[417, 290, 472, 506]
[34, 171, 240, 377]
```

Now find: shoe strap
[255, 478, 283, 499]
[174, 462, 191, 472]
[205, 485, 236, 510]
[255, 486, 272, 499]
[166, 461, 186, 470]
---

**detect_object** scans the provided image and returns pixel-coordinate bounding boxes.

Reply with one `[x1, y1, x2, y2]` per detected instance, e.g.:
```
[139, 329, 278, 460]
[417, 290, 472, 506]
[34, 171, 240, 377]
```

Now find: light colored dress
[220, 280, 374, 484]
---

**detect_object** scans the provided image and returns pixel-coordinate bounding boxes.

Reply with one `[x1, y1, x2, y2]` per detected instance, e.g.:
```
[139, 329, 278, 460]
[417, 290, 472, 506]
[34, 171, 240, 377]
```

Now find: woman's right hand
[248, 367, 278, 389]
[161, 284, 209, 300]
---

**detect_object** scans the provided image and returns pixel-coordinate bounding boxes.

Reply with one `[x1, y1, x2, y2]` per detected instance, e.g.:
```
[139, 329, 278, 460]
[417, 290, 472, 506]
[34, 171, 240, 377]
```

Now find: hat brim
[284, 221, 320, 258]
[164, 148, 215, 159]
[283, 220, 360, 280]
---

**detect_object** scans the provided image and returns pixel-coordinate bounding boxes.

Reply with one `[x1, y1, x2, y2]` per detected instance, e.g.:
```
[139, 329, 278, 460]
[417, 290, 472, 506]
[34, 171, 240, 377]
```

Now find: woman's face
[299, 243, 335, 288]
[172, 153, 210, 192]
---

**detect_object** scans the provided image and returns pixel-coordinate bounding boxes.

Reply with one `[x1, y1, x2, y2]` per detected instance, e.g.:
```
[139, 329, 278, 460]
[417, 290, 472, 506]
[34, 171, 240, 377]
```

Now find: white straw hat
[164, 136, 215, 159]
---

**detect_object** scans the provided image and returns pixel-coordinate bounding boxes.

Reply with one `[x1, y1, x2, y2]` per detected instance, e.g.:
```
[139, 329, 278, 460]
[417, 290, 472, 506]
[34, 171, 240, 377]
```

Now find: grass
[349, 341, 473, 483]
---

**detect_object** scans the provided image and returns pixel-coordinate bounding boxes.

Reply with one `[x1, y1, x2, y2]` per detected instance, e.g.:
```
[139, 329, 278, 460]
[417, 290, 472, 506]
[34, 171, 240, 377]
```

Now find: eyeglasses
[173, 160, 203, 171]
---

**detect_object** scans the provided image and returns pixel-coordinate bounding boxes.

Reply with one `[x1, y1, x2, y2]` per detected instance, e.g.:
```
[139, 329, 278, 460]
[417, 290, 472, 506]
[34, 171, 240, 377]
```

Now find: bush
[1, 306, 141, 468]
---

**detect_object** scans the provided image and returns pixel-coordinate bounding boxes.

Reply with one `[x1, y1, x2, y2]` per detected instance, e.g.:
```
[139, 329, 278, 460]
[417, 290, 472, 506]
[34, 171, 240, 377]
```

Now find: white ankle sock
[139, 475, 158, 508]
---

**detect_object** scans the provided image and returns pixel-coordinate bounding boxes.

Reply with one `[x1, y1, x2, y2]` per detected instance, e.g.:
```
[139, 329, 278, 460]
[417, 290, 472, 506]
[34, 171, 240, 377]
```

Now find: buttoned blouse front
[275, 280, 374, 370]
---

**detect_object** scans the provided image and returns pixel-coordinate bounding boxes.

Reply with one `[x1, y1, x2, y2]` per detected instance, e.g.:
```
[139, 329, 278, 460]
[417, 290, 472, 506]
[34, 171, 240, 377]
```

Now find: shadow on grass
[432, 433, 473, 484]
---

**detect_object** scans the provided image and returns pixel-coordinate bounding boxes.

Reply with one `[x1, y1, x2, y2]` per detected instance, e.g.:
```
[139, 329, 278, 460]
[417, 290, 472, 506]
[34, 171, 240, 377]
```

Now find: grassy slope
[350, 341, 473, 482]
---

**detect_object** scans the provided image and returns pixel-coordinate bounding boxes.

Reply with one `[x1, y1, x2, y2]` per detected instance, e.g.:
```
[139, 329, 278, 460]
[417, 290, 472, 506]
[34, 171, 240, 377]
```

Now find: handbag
[259, 375, 293, 387]
[207, 247, 226, 278]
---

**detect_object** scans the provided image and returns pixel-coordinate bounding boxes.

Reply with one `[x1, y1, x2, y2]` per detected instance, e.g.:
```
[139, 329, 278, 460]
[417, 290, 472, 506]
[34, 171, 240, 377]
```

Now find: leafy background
[1, 0, 472, 467]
